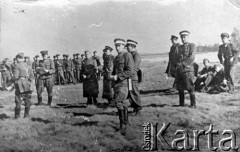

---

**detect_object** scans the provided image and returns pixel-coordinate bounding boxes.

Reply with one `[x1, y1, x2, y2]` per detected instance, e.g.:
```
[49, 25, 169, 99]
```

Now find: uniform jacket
[92, 56, 101, 67]
[82, 57, 98, 79]
[103, 54, 114, 79]
[166, 43, 180, 76]
[73, 58, 82, 70]
[55, 59, 64, 71]
[112, 51, 134, 86]
[218, 43, 239, 65]
[11, 61, 34, 94]
[37, 59, 55, 79]
[63, 59, 74, 71]
[32, 60, 39, 72]
[131, 51, 141, 81]
[177, 42, 196, 72]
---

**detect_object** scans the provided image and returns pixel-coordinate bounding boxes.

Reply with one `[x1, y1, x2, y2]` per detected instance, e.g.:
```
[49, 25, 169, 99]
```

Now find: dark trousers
[66, 71, 76, 84]
[37, 78, 53, 104]
[15, 93, 32, 109]
[128, 80, 141, 109]
[224, 63, 237, 89]
[74, 69, 81, 82]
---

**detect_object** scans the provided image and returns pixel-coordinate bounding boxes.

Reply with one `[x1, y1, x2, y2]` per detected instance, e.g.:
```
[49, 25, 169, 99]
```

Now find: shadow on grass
[0, 105, 4, 108]
[140, 88, 179, 96]
[53, 103, 87, 109]
[31, 117, 51, 124]
[72, 121, 98, 127]
[0, 113, 11, 120]
[143, 103, 167, 108]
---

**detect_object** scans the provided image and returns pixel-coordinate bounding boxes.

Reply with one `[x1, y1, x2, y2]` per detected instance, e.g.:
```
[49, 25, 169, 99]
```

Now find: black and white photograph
[0, 0, 240, 151]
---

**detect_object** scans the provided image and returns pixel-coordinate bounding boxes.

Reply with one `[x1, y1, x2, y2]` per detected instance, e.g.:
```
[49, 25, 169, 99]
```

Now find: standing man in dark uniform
[111, 38, 134, 134]
[218, 33, 239, 93]
[102, 46, 115, 105]
[82, 50, 99, 105]
[166, 35, 180, 88]
[55, 54, 66, 85]
[36, 50, 55, 107]
[73, 53, 83, 83]
[126, 39, 142, 116]
[92, 51, 101, 80]
[63, 54, 76, 84]
[10, 58, 17, 74]
[52, 55, 58, 84]
[10, 52, 34, 118]
[32, 55, 39, 86]
[175, 31, 196, 108]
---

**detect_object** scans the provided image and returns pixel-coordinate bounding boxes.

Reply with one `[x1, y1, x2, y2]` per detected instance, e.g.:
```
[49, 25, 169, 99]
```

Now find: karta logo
[142, 123, 239, 151]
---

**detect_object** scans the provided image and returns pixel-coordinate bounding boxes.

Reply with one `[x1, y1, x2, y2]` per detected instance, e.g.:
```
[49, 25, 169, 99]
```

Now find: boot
[15, 108, 21, 119]
[87, 97, 92, 105]
[124, 107, 130, 126]
[179, 91, 185, 107]
[24, 107, 30, 118]
[190, 93, 196, 108]
[37, 96, 43, 106]
[118, 109, 126, 135]
[48, 96, 52, 107]
[93, 98, 98, 105]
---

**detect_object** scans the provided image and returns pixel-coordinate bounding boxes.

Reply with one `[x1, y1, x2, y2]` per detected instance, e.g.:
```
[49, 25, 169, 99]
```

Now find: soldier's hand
[230, 57, 234, 63]
[82, 75, 86, 79]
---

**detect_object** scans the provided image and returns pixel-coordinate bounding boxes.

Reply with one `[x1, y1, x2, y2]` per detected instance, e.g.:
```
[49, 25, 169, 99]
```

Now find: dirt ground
[0, 52, 240, 152]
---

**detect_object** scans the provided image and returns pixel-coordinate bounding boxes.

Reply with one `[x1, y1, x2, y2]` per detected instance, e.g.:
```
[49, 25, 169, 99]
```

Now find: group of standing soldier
[166, 30, 239, 108]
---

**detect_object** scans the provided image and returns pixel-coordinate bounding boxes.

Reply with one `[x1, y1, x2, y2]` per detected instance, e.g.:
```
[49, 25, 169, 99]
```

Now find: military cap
[170, 35, 178, 40]
[16, 52, 24, 58]
[75, 53, 80, 56]
[56, 54, 60, 57]
[73, 54, 76, 56]
[126, 39, 138, 46]
[114, 38, 126, 45]
[24, 56, 29, 59]
[84, 50, 90, 54]
[35, 55, 39, 58]
[220, 33, 229, 38]
[40, 50, 48, 56]
[203, 58, 210, 63]
[63, 54, 66, 57]
[81, 54, 84, 57]
[104, 46, 113, 52]
[179, 30, 190, 36]
[93, 51, 98, 53]
[65, 54, 69, 57]
[47, 56, 50, 58]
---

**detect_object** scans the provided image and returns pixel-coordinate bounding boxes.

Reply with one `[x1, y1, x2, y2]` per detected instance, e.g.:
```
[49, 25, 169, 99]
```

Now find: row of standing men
[8, 38, 142, 135]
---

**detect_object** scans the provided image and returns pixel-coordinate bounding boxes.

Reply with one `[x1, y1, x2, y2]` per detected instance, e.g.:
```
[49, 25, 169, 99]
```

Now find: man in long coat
[82, 50, 99, 105]
[102, 46, 115, 105]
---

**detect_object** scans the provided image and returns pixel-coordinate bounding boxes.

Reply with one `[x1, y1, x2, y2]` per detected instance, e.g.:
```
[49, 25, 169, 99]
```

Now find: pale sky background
[0, 0, 240, 60]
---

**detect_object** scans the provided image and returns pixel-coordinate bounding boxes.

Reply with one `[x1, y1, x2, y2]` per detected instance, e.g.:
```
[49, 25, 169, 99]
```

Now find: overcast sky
[0, 0, 240, 60]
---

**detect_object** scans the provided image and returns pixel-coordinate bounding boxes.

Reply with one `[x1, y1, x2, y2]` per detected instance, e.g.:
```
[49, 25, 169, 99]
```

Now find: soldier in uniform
[218, 33, 239, 93]
[92, 51, 101, 80]
[165, 35, 180, 88]
[110, 38, 134, 134]
[36, 50, 55, 106]
[63, 54, 76, 84]
[73, 53, 83, 83]
[10, 58, 17, 73]
[194, 58, 215, 91]
[24, 56, 32, 68]
[32, 55, 40, 85]
[82, 50, 99, 105]
[55, 54, 66, 85]
[175, 30, 196, 108]
[126, 39, 142, 116]
[52, 55, 57, 84]
[0, 58, 12, 90]
[102, 46, 115, 105]
[10, 52, 34, 118]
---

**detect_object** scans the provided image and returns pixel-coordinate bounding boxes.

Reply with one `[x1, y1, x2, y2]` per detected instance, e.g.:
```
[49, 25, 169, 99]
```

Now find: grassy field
[0, 53, 240, 152]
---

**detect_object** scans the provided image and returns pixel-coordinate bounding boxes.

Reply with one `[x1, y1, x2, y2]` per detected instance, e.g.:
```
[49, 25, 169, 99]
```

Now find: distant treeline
[197, 27, 240, 53]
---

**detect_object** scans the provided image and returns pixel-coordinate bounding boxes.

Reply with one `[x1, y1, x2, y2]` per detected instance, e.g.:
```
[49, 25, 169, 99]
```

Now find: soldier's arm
[117, 53, 134, 81]
[49, 60, 55, 74]
[11, 65, 19, 82]
[218, 46, 223, 64]
[182, 43, 196, 66]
